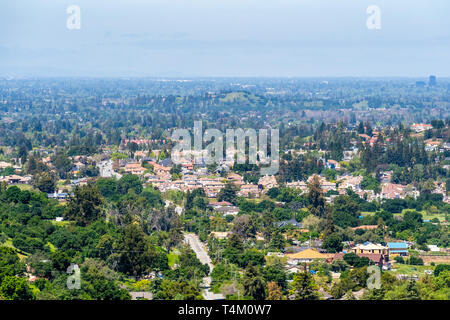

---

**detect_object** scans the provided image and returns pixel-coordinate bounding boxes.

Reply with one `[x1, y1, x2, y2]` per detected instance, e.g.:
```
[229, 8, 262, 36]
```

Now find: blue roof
[388, 242, 408, 249]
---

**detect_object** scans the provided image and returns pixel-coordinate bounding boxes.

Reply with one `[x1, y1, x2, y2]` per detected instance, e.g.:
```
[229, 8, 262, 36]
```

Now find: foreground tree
[64, 184, 105, 226]
[155, 279, 203, 300]
[0, 276, 34, 300]
[116, 224, 168, 277]
[242, 263, 266, 300]
[290, 268, 319, 300]
[267, 281, 285, 300]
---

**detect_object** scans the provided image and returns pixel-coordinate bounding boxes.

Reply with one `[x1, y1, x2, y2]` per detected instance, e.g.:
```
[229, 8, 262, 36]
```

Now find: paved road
[183, 233, 224, 300]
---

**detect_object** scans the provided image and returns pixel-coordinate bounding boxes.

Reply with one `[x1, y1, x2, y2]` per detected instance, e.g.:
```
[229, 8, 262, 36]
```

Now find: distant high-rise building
[429, 75, 437, 86]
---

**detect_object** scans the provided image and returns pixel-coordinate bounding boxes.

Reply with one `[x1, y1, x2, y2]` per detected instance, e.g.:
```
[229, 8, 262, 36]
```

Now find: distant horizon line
[1, 75, 449, 80]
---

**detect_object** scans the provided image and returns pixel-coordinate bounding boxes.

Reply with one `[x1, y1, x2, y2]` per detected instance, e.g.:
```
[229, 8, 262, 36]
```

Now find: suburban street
[183, 233, 224, 300]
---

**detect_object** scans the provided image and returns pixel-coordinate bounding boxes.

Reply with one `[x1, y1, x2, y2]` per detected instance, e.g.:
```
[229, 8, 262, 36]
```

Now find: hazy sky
[1, 0, 449, 77]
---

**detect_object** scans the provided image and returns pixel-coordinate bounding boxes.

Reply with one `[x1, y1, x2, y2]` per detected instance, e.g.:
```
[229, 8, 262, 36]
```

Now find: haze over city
[1, 0, 450, 77]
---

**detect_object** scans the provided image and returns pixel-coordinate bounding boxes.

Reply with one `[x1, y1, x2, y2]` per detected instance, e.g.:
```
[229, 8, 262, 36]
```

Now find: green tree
[290, 269, 319, 300]
[242, 263, 266, 300]
[33, 171, 57, 193]
[0, 276, 34, 300]
[434, 264, 450, 277]
[269, 231, 285, 251]
[307, 175, 326, 218]
[116, 224, 168, 277]
[155, 279, 203, 300]
[322, 233, 343, 253]
[217, 182, 237, 205]
[267, 282, 284, 300]
[332, 195, 360, 228]
[117, 174, 143, 195]
[0, 247, 26, 280]
[64, 184, 105, 226]
[96, 178, 118, 199]
[52, 149, 73, 179]
[223, 233, 244, 264]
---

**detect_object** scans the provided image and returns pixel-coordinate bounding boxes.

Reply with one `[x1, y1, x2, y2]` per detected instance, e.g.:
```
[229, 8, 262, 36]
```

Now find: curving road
[183, 233, 225, 300]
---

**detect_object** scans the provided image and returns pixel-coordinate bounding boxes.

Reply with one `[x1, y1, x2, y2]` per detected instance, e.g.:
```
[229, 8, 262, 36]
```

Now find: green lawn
[420, 213, 447, 222]
[168, 250, 180, 267]
[360, 211, 376, 216]
[397, 209, 447, 222]
[359, 210, 446, 223]
[13, 184, 37, 192]
[50, 220, 74, 227]
[1, 238, 29, 260]
[389, 263, 434, 276]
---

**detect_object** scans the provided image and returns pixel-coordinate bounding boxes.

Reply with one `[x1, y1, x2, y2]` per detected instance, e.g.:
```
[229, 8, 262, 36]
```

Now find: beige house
[239, 184, 260, 198]
[124, 163, 146, 175]
[258, 175, 278, 191]
[350, 243, 389, 255]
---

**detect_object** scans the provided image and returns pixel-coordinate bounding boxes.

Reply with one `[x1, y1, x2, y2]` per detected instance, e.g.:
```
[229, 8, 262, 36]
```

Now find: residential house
[351, 242, 389, 255]
[351, 225, 378, 231]
[239, 184, 260, 198]
[425, 139, 442, 152]
[380, 183, 419, 200]
[209, 201, 233, 209]
[227, 173, 244, 188]
[285, 248, 330, 264]
[216, 206, 240, 216]
[124, 163, 147, 175]
[286, 266, 303, 274]
[1, 175, 31, 184]
[338, 175, 363, 192]
[326, 159, 341, 170]
[388, 242, 409, 257]
[258, 175, 278, 191]
[48, 192, 69, 201]
[71, 177, 88, 187]
[427, 245, 441, 252]
[286, 181, 308, 193]
[276, 219, 302, 228]
[379, 171, 393, 183]
[307, 175, 336, 192]
[130, 292, 153, 300]
[410, 123, 433, 133]
[153, 163, 172, 176]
